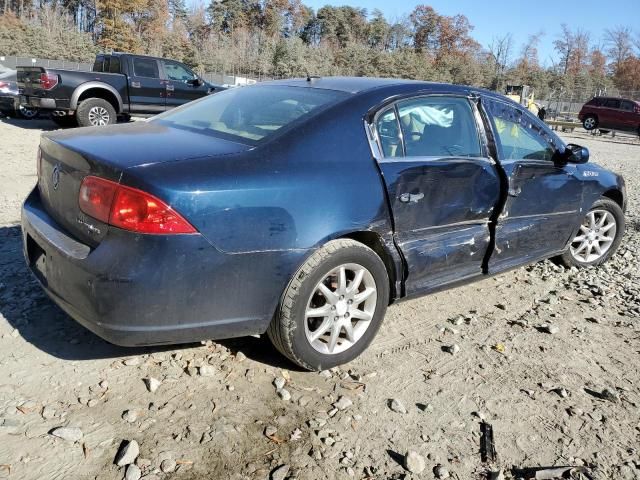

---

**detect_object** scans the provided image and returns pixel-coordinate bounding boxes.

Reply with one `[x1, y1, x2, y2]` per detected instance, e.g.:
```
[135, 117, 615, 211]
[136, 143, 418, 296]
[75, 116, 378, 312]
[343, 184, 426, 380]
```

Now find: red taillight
[0, 81, 8, 89]
[78, 176, 196, 234]
[40, 72, 58, 90]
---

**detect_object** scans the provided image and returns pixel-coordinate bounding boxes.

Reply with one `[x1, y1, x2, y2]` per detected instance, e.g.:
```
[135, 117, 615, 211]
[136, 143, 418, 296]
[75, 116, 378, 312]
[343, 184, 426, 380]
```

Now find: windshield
[154, 85, 349, 145]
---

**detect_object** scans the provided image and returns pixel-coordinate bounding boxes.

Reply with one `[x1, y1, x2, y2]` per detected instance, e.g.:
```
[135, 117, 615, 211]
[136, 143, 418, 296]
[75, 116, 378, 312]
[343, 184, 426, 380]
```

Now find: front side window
[154, 85, 348, 144]
[486, 99, 556, 161]
[603, 98, 621, 109]
[375, 107, 402, 157]
[396, 96, 482, 157]
[133, 58, 159, 79]
[162, 61, 196, 82]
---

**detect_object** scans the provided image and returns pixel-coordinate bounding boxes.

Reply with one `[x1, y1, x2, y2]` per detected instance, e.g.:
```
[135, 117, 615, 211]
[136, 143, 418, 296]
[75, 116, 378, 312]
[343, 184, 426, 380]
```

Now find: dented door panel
[378, 157, 500, 295]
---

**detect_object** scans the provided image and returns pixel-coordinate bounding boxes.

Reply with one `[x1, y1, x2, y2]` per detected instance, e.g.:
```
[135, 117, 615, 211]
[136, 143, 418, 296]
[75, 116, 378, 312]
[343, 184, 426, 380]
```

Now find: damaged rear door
[369, 95, 501, 296]
[481, 98, 584, 272]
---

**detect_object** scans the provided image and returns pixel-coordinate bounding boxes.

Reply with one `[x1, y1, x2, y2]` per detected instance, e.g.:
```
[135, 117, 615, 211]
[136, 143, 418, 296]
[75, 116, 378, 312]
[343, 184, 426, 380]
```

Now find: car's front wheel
[583, 115, 598, 131]
[558, 198, 624, 268]
[268, 239, 389, 371]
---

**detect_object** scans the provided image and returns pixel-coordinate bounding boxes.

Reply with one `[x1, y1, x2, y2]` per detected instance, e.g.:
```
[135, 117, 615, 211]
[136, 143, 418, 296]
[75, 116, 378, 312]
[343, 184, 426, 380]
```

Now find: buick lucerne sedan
[22, 77, 626, 370]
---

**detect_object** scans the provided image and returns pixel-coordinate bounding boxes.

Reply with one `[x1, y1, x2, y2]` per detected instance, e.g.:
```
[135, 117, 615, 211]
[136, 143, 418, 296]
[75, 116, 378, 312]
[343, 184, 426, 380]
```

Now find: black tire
[556, 198, 625, 268]
[267, 239, 390, 371]
[76, 98, 117, 127]
[582, 115, 598, 131]
[51, 115, 78, 128]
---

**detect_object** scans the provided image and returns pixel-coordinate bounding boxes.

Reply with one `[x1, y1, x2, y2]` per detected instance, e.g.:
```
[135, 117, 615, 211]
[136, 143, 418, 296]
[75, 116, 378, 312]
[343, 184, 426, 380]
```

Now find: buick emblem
[51, 164, 60, 190]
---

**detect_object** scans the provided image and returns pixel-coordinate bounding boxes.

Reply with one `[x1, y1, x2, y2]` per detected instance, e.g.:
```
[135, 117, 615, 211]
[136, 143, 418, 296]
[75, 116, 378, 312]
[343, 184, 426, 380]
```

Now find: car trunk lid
[38, 122, 252, 246]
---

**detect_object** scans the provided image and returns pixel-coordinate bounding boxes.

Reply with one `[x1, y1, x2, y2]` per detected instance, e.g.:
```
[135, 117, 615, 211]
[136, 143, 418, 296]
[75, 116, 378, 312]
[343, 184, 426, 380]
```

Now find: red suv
[579, 97, 640, 135]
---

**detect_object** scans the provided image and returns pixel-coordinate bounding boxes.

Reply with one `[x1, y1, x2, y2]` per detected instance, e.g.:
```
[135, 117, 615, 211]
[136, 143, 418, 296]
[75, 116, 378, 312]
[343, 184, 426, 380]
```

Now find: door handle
[165, 84, 175, 92]
[399, 192, 424, 203]
[130, 81, 141, 88]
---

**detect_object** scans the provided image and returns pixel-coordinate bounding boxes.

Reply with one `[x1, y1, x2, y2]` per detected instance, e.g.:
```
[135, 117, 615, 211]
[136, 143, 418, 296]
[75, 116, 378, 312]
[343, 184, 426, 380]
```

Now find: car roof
[261, 76, 473, 94]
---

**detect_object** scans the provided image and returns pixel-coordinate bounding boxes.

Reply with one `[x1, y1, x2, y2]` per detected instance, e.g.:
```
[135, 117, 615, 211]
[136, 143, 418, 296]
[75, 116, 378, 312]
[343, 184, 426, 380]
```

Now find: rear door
[620, 100, 637, 130]
[370, 95, 501, 295]
[128, 56, 165, 113]
[160, 59, 209, 109]
[482, 97, 584, 272]
[601, 98, 621, 129]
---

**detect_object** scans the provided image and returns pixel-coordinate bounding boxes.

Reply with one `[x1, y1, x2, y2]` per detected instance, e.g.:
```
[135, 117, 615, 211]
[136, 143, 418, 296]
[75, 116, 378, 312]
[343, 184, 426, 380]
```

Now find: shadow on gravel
[0, 115, 57, 131]
[0, 225, 295, 368]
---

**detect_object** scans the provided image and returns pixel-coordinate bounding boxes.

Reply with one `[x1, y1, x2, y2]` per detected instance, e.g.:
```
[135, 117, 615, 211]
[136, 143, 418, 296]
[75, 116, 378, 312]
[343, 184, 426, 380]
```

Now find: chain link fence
[540, 87, 640, 121]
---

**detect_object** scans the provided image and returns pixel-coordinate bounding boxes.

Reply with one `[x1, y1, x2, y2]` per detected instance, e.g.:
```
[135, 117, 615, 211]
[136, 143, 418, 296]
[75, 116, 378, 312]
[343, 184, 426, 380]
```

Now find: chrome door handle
[399, 192, 424, 203]
[131, 81, 141, 88]
[165, 84, 175, 92]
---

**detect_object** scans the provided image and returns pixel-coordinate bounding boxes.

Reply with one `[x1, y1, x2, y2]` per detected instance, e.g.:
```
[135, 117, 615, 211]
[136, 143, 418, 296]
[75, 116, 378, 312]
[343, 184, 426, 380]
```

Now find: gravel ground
[0, 117, 639, 480]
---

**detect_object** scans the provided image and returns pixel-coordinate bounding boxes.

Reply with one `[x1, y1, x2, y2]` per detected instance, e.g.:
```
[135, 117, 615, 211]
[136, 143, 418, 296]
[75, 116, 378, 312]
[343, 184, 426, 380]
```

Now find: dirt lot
[0, 116, 639, 480]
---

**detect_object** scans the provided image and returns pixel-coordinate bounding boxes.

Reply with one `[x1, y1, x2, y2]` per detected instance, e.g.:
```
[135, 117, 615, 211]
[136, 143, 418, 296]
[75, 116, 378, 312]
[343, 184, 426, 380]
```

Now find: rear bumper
[0, 95, 18, 113]
[21, 187, 283, 346]
[22, 95, 69, 111]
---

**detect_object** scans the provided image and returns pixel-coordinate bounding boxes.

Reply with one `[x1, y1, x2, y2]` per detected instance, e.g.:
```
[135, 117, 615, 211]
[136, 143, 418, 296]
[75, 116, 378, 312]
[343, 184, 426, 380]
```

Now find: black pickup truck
[17, 52, 224, 127]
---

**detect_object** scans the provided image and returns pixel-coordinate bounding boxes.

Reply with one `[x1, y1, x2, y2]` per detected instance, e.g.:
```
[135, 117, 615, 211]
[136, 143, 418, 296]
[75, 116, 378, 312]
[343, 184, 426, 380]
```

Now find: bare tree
[604, 26, 633, 72]
[487, 33, 513, 89]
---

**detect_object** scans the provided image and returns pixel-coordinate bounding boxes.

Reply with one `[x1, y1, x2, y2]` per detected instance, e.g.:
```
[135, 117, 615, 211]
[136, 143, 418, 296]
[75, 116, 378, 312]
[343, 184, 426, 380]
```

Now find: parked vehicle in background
[579, 97, 640, 135]
[22, 78, 626, 370]
[17, 52, 225, 128]
[0, 62, 39, 119]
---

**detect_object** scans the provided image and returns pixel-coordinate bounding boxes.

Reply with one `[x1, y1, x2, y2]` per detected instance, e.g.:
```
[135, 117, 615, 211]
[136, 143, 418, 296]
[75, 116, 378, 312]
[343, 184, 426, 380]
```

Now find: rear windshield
[154, 85, 349, 145]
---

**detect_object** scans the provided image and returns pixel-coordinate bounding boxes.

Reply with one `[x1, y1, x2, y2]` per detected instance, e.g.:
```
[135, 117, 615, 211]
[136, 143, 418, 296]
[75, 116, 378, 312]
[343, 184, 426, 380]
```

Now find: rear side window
[603, 98, 621, 109]
[154, 85, 348, 144]
[109, 56, 121, 74]
[92, 55, 104, 72]
[133, 58, 159, 79]
[396, 96, 482, 157]
[376, 107, 402, 157]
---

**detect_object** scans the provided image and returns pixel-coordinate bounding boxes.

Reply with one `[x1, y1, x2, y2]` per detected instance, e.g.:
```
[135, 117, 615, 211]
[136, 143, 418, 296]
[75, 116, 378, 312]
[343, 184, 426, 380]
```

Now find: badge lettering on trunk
[51, 164, 61, 190]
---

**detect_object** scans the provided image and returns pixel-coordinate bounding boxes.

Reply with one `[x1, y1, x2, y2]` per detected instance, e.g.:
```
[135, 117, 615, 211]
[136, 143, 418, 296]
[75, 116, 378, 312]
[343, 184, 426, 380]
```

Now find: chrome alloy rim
[88, 106, 110, 126]
[584, 117, 596, 129]
[19, 105, 37, 118]
[570, 209, 616, 263]
[304, 263, 377, 355]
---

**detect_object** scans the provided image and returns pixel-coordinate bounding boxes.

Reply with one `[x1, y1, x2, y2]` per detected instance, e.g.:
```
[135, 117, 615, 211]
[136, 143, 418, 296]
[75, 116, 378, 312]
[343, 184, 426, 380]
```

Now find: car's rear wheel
[77, 98, 117, 127]
[582, 115, 598, 130]
[557, 198, 624, 268]
[17, 105, 39, 119]
[267, 239, 389, 371]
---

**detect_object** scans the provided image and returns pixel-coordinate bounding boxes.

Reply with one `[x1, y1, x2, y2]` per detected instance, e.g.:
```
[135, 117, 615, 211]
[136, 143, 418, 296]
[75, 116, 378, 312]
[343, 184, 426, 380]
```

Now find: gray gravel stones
[444, 344, 460, 355]
[160, 458, 176, 473]
[404, 450, 426, 473]
[434, 464, 451, 479]
[122, 409, 139, 423]
[389, 398, 407, 414]
[276, 388, 291, 401]
[198, 365, 216, 377]
[271, 464, 290, 480]
[115, 440, 140, 467]
[144, 378, 161, 393]
[49, 426, 83, 442]
[125, 464, 142, 480]
[333, 396, 353, 411]
[273, 377, 286, 389]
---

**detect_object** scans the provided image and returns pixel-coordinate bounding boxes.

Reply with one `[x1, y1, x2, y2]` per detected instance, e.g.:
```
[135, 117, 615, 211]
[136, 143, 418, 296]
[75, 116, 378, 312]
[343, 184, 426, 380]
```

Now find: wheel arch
[338, 230, 403, 303]
[602, 189, 625, 211]
[71, 83, 122, 113]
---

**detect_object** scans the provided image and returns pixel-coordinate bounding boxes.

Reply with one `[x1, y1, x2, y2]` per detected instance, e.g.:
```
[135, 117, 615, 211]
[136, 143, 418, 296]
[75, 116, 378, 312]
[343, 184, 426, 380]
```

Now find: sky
[302, 0, 640, 66]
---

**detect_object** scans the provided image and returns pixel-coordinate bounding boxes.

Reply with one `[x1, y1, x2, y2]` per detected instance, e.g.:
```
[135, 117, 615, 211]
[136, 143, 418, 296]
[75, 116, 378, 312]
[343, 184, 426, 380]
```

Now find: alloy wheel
[570, 209, 617, 263]
[304, 263, 377, 355]
[584, 117, 596, 129]
[18, 105, 38, 119]
[88, 106, 110, 126]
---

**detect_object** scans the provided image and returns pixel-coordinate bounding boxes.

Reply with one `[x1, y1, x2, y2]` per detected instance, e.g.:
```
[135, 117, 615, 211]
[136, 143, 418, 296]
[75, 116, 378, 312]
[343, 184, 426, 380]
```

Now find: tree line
[1, 0, 639, 98]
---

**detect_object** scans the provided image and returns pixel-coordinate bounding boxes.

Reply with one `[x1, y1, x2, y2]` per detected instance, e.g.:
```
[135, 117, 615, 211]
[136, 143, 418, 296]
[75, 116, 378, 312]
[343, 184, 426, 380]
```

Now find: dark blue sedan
[21, 77, 626, 370]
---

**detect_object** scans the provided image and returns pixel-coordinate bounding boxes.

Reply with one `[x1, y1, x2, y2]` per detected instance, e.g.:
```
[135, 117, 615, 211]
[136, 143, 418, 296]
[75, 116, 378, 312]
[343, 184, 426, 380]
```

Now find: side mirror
[188, 78, 203, 87]
[558, 143, 589, 164]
